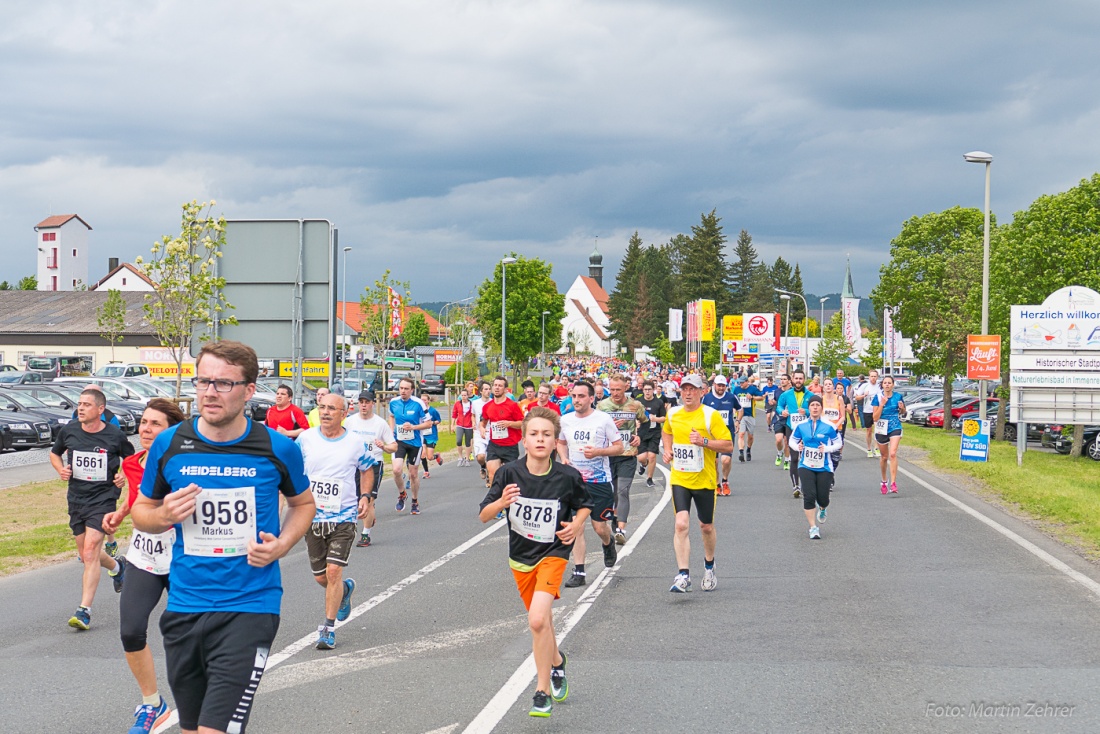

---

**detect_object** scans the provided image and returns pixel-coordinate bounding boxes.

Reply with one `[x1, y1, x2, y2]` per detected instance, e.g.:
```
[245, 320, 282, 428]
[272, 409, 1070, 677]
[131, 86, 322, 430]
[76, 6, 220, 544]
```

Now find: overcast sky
[3, 0, 1098, 305]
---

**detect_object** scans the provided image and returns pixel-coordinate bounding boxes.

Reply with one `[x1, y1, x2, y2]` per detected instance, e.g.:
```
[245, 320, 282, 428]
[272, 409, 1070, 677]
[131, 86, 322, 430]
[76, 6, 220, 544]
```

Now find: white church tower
[35, 214, 91, 291]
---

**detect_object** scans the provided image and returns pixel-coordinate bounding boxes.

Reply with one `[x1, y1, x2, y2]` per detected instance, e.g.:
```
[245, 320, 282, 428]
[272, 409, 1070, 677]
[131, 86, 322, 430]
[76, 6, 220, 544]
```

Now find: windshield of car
[115, 380, 162, 398]
[2, 391, 50, 409]
[951, 397, 975, 407]
[26, 358, 55, 371]
[97, 366, 125, 377]
[0, 373, 26, 383]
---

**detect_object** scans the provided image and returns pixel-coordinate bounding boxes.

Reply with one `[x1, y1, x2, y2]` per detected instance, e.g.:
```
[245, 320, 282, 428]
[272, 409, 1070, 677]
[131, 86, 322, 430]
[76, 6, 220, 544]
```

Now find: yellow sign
[700, 300, 717, 341]
[146, 362, 196, 378]
[278, 361, 331, 378]
[434, 349, 463, 366]
[722, 315, 743, 341]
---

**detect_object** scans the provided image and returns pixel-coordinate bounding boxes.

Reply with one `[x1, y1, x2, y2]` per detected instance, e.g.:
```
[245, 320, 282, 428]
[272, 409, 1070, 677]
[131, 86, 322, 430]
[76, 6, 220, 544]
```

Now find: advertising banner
[960, 419, 990, 462]
[145, 362, 196, 379]
[700, 300, 716, 341]
[722, 315, 743, 341]
[743, 312, 779, 348]
[434, 349, 463, 366]
[669, 308, 684, 342]
[388, 287, 404, 338]
[686, 301, 700, 341]
[842, 297, 860, 348]
[966, 335, 1001, 380]
[1010, 285, 1100, 350]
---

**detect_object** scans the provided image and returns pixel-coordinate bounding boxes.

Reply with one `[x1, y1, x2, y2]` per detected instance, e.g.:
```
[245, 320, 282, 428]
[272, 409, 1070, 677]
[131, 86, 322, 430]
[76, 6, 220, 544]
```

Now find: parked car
[0, 364, 19, 372]
[927, 397, 999, 429]
[0, 388, 71, 437]
[1041, 425, 1065, 448]
[1052, 427, 1100, 460]
[0, 371, 43, 385]
[381, 350, 420, 371]
[56, 376, 161, 404]
[95, 363, 151, 378]
[25, 355, 92, 380]
[255, 378, 317, 412]
[418, 373, 446, 395]
[11, 383, 140, 434]
[387, 372, 418, 391]
[0, 410, 51, 450]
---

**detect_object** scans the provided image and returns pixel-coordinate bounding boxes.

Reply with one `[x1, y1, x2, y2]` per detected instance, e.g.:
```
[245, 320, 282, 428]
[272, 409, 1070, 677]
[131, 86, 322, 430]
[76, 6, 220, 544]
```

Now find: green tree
[991, 174, 1100, 452]
[474, 254, 566, 383]
[860, 330, 883, 370]
[743, 263, 777, 312]
[789, 264, 806, 323]
[17, 275, 36, 290]
[703, 336, 722, 370]
[728, 229, 759, 315]
[652, 335, 675, 364]
[640, 244, 676, 345]
[0, 281, 10, 290]
[789, 317, 819, 338]
[358, 270, 411, 387]
[815, 312, 853, 375]
[96, 289, 127, 362]
[137, 200, 236, 397]
[873, 206, 984, 429]
[607, 232, 645, 348]
[403, 312, 430, 349]
[679, 209, 731, 314]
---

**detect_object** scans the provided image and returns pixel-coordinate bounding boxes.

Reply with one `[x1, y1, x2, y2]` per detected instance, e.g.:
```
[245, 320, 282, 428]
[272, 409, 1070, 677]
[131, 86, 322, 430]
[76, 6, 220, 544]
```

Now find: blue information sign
[960, 419, 990, 462]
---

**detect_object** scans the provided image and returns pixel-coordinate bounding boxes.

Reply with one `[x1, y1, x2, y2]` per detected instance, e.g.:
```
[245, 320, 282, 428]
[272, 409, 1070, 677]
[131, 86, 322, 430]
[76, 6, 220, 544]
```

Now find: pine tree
[679, 209, 731, 314]
[789, 264, 806, 323]
[743, 263, 777, 312]
[608, 232, 645, 348]
[641, 245, 676, 344]
[728, 229, 759, 314]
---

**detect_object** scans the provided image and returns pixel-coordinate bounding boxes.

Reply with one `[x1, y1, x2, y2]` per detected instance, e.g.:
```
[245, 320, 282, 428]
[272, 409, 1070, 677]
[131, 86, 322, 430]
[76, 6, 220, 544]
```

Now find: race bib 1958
[181, 487, 256, 557]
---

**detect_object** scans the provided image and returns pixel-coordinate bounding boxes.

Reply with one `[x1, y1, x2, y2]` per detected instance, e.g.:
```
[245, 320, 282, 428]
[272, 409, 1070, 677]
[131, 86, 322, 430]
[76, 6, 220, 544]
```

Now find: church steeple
[841, 255, 857, 299]
[588, 236, 603, 289]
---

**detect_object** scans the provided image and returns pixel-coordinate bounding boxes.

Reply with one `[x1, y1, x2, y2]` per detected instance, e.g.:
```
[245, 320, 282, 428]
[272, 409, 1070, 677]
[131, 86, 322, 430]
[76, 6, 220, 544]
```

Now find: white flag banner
[669, 308, 684, 342]
[883, 308, 894, 359]
[842, 298, 860, 349]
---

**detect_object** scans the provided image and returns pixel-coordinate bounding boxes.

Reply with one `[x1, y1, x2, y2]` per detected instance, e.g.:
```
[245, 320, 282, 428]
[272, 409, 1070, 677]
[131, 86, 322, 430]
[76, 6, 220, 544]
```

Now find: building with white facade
[35, 214, 90, 291]
[559, 244, 618, 357]
[90, 259, 156, 291]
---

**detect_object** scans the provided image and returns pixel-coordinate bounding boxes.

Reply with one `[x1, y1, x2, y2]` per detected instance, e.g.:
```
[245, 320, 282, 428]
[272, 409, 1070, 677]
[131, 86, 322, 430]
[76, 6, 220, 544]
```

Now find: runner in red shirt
[265, 384, 309, 439]
[525, 383, 561, 415]
[480, 376, 525, 487]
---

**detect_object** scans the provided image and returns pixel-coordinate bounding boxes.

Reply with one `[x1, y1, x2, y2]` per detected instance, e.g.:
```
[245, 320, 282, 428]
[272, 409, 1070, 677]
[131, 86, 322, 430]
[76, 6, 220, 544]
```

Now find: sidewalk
[0, 462, 57, 490]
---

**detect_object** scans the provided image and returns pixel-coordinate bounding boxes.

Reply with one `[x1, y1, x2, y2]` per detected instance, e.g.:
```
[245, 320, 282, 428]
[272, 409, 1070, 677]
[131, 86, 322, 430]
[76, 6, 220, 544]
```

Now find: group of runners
[49, 339, 911, 731]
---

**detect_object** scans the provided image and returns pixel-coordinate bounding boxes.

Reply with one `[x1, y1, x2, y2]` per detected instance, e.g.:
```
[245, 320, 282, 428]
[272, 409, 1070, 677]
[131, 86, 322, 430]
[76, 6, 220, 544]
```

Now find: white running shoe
[809, 526, 821, 540]
[701, 567, 717, 591]
[669, 573, 692, 593]
[817, 506, 827, 523]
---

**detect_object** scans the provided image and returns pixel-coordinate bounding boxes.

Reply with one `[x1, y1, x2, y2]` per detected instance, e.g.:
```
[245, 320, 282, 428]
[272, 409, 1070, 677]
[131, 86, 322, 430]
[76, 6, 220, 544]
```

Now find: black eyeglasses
[192, 377, 249, 393]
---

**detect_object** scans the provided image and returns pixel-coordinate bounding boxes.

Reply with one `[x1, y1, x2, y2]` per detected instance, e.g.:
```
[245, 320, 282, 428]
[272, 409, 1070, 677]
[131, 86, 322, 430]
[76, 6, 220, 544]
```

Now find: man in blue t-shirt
[700, 375, 742, 496]
[732, 375, 763, 463]
[132, 341, 314, 734]
[388, 377, 432, 515]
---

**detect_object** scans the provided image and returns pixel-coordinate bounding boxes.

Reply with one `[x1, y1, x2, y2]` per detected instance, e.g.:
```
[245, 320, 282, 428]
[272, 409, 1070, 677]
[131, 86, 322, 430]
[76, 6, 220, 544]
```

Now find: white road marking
[422, 725, 459, 734]
[262, 616, 528, 693]
[265, 519, 506, 670]
[899, 465, 1100, 600]
[462, 467, 673, 734]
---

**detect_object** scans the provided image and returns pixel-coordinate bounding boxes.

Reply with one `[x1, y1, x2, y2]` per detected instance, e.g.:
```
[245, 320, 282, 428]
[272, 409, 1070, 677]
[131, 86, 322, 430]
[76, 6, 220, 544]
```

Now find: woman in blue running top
[871, 376, 906, 495]
[788, 395, 842, 540]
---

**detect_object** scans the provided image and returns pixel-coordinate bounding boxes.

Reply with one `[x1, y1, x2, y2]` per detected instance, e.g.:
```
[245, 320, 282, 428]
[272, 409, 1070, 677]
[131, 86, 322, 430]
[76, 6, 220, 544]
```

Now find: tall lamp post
[500, 256, 517, 378]
[964, 151, 993, 421]
[780, 295, 791, 373]
[777, 288, 809, 374]
[541, 310, 550, 372]
[341, 246, 351, 386]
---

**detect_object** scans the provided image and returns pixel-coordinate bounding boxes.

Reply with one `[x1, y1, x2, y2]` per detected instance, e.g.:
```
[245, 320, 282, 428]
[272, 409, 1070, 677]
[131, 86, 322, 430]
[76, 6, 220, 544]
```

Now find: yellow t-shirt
[662, 404, 733, 489]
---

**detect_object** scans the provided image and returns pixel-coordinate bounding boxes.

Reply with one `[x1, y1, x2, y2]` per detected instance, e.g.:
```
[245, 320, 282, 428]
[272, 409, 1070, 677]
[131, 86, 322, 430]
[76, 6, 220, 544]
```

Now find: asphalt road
[1, 425, 1098, 733]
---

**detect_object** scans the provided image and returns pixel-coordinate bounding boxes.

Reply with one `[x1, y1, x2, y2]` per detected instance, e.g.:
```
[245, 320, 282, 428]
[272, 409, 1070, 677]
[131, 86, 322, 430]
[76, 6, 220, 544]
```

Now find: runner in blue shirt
[871, 375, 907, 495]
[389, 377, 432, 515]
[788, 395, 843, 539]
[731, 375, 762, 464]
[700, 375, 742, 496]
[419, 400, 444, 477]
[775, 369, 811, 497]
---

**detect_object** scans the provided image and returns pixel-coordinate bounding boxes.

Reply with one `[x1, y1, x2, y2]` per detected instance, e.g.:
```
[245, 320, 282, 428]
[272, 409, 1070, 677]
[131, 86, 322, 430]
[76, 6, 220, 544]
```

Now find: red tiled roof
[90, 262, 155, 291]
[36, 214, 92, 230]
[570, 297, 608, 340]
[579, 275, 609, 315]
[337, 302, 448, 337]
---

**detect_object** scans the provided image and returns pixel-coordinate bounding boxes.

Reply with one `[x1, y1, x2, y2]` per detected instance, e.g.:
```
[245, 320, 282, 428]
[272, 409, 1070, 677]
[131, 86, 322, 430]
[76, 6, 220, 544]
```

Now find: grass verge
[904, 426, 1100, 558]
[0, 480, 131, 577]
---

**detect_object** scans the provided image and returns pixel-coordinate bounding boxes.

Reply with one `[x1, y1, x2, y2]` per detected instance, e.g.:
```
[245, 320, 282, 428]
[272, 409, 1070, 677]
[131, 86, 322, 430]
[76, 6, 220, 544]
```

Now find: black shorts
[586, 481, 615, 522]
[637, 433, 661, 455]
[306, 522, 357, 575]
[609, 455, 638, 480]
[875, 428, 903, 444]
[861, 411, 875, 429]
[671, 484, 717, 524]
[354, 462, 385, 500]
[394, 441, 422, 463]
[160, 610, 280, 733]
[68, 499, 117, 536]
[486, 442, 520, 464]
[772, 417, 786, 436]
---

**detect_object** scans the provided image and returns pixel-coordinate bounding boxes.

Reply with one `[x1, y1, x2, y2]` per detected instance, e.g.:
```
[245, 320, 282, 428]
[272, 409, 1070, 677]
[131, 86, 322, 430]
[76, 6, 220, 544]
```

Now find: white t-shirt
[559, 409, 620, 484]
[343, 413, 394, 463]
[855, 382, 883, 413]
[297, 427, 376, 523]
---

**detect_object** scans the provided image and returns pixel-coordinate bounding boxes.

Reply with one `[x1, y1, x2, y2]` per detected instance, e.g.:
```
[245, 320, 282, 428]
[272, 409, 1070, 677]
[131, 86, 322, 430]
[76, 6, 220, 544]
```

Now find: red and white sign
[433, 349, 463, 366]
[743, 312, 781, 349]
[967, 335, 1001, 380]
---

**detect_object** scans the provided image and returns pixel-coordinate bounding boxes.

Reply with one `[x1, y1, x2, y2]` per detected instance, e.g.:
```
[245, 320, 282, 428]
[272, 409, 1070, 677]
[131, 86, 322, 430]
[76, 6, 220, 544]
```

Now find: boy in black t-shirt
[480, 407, 592, 718]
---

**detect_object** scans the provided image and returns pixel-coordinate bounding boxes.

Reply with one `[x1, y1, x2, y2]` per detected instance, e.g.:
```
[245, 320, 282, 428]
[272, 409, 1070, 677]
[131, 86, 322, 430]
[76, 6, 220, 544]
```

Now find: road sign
[966, 335, 1001, 380]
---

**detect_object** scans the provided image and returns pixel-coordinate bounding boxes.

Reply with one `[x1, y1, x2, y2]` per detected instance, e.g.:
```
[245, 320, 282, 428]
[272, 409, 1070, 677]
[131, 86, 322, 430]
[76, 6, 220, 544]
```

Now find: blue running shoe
[410, 500, 420, 516]
[316, 625, 335, 650]
[111, 557, 126, 593]
[338, 578, 355, 622]
[68, 607, 91, 630]
[104, 540, 119, 559]
[405, 477, 411, 491]
[128, 695, 170, 734]
[396, 491, 407, 512]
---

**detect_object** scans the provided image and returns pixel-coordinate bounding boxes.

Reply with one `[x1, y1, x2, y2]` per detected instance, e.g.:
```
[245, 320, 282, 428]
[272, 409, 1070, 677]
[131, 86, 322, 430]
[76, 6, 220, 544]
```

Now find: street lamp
[501, 256, 517, 377]
[541, 310, 550, 371]
[776, 288, 809, 374]
[819, 297, 828, 339]
[341, 246, 351, 386]
[965, 151, 993, 421]
[780, 294, 791, 370]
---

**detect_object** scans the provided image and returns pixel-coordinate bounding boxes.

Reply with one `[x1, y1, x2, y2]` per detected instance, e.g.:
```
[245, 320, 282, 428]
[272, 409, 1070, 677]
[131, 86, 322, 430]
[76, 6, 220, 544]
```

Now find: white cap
[713, 375, 727, 385]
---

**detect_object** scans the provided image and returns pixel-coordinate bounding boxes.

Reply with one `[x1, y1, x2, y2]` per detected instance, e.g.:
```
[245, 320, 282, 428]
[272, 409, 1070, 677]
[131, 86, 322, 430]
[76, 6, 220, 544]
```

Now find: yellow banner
[700, 300, 717, 341]
[146, 362, 196, 378]
[722, 315, 743, 341]
[278, 361, 331, 378]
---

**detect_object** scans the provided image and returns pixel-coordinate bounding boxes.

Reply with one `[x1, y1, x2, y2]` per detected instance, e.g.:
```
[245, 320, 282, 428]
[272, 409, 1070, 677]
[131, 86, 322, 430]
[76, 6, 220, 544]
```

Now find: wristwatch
[703, 438, 709, 447]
